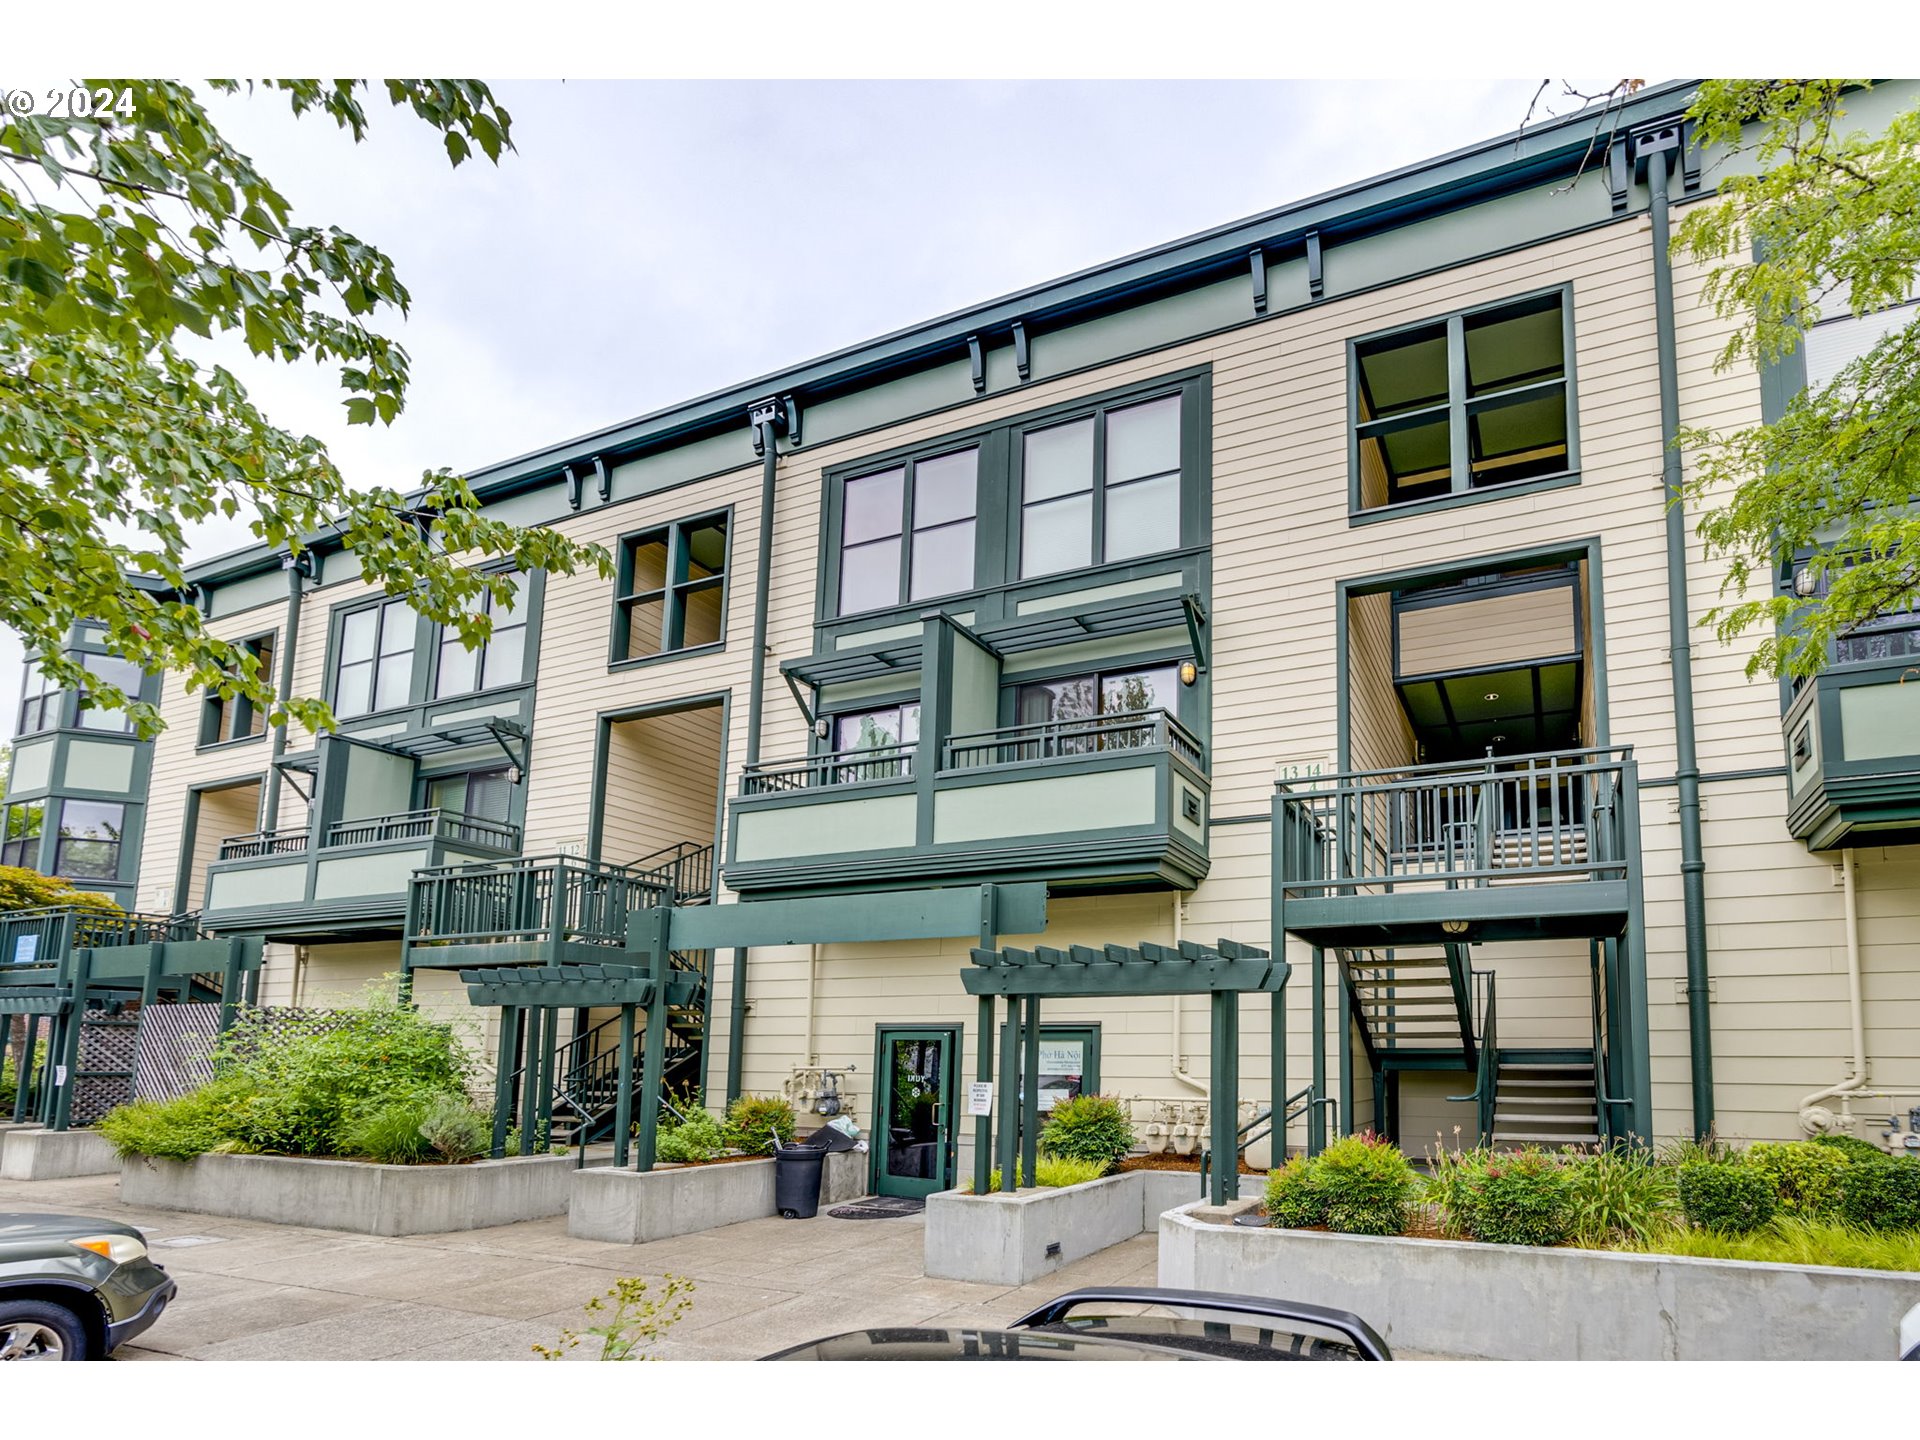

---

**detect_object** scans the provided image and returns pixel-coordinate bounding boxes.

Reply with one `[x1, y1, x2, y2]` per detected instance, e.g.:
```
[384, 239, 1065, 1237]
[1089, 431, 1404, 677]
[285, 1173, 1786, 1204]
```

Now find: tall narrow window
[830, 703, 919, 781]
[55, 800, 123, 880]
[16, 661, 61, 735]
[425, 767, 513, 822]
[1355, 291, 1571, 512]
[1019, 393, 1185, 579]
[1, 800, 44, 869]
[614, 514, 729, 661]
[203, 634, 276, 745]
[74, 654, 144, 733]
[436, 572, 529, 699]
[837, 448, 978, 615]
[1014, 665, 1179, 754]
[334, 599, 417, 718]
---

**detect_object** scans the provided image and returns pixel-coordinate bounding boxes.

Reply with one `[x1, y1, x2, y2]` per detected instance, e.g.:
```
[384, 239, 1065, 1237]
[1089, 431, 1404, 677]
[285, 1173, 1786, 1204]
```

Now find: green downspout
[1645, 135, 1715, 1138]
[727, 404, 785, 1104]
[259, 558, 306, 833]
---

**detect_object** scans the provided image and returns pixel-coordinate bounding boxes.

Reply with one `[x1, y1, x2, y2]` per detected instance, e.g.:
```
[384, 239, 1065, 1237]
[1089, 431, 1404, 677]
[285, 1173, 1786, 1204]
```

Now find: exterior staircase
[1491, 1056, 1600, 1149]
[1338, 944, 1478, 1069]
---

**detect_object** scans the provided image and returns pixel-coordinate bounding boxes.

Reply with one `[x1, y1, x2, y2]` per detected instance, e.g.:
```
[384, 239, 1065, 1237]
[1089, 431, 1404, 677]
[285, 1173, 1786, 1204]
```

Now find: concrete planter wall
[569, 1150, 866, 1244]
[0, 1126, 119, 1181]
[1157, 1204, 1920, 1361]
[120, 1152, 574, 1236]
[925, 1169, 1259, 1286]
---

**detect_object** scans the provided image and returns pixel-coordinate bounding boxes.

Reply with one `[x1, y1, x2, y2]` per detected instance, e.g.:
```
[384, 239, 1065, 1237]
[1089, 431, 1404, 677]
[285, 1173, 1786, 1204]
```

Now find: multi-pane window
[334, 599, 417, 718]
[829, 703, 919, 781]
[203, 634, 277, 745]
[75, 654, 144, 734]
[1014, 665, 1178, 753]
[1798, 559, 1920, 669]
[425, 767, 513, 822]
[614, 514, 728, 661]
[1354, 290, 1572, 511]
[436, 573, 528, 699]
[1, 800, 44, 869]
[838, 447, 979, 615]
[1020, 394, 1182, 579]
[54, 800, 123, 880]
[16, 662, 61, 735]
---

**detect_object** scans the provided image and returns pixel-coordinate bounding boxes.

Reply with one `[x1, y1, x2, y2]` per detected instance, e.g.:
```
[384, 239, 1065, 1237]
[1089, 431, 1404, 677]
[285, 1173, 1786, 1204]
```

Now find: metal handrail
[1446, 973, 1499, 1143]
[1198, 1084, 1317, 1195]
[0, 906, 200, 961]
[944, 708, 1206, 771]
[1277, 744, 1633, 789]
[325, 807, 521, 851]
[740, 742, 916, 795]
[625, 840, 715, 903]
[216, 827, 310, 861]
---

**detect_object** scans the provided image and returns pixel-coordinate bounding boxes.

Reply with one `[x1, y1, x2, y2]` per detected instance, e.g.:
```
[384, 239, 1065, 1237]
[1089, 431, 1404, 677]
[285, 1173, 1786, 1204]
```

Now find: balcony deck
[724, 709, 1210, 897]
[199, 808, 522, 941]
[1783, 657, 1920, 850]
[1273, 747, 1640, 948]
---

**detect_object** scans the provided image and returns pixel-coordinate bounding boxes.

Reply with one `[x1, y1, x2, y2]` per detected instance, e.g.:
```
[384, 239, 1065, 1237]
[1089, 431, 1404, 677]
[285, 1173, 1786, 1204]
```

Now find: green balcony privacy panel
[1839, 681, 1920, 763]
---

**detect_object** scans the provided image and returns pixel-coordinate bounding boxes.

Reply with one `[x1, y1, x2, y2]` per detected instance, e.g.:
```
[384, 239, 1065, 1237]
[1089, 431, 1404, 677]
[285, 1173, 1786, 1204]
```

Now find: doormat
[827, 1196, 926, 1220]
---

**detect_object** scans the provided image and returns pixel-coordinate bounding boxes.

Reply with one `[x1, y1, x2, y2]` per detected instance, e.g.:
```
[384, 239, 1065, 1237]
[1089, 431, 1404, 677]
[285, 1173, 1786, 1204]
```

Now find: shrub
[723, 1094, 796, 1155]
[1812, 1133, 1888, 1166]
[1422, 1142, 1491, 1238]
[0, 865, 126, 914]
[1264, 1156, 1325, 1229]
[1747, 1140, 1849, 1217]
[1310, 1132, 1418, 1236]
[1035, 1154, 1107, 1188]
[95, 1073, 262, 1160]
[1037, 1094, 1135, 1173]
[1458, 1148, 1574, 1247]
[1678, 1161, 1778, 1235]
[1624, 1216, 1920, 1272]
[1562, 1143, 1678, 1247]
[419, 1094, 492, 1164]
[654, 1113, 729, 1164]
[965, 1161, 1022, 1194]
[1835, 1155, 1920, 1232]
[336, 1094, 437, 1165]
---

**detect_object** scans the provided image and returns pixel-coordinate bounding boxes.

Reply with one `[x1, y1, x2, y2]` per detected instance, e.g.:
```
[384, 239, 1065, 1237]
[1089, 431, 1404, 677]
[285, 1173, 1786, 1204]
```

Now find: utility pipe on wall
[1799, 848, 1867, 1133]
[259, 556, 307, 832]
[1169, 894, 1207, 1093]
[1645, 133, 1716, 1138]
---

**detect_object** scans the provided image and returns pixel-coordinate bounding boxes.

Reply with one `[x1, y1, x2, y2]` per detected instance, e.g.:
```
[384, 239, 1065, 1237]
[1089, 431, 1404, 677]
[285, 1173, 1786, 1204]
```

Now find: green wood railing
[406, 855, 673, 950]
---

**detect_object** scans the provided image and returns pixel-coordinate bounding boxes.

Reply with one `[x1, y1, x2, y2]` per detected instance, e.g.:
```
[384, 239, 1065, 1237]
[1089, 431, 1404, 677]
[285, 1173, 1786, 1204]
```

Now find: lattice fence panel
[133, 1004, 351, 1103]
[74, 1008, 139, 1125]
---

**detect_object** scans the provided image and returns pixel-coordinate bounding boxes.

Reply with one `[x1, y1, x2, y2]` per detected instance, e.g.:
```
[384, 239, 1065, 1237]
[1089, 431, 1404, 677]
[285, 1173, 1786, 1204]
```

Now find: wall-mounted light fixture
[813, 717, 831, 740]
[1793, 567, 1818, 598]
[1178, 660, 1198, 687]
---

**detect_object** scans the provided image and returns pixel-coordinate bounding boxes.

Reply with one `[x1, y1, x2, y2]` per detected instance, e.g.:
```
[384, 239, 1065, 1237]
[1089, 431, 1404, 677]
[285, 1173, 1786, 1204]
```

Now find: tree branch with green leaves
[0, 79, 611, 736]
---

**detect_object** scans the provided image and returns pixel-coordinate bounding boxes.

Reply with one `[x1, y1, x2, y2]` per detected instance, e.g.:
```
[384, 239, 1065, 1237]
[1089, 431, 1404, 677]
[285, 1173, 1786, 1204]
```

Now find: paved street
[1, 1172, 1164, 1361]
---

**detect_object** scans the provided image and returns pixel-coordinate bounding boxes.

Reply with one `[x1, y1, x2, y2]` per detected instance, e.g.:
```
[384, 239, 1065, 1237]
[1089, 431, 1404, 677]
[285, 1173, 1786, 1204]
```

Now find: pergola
[963, 937, 1289, 1206]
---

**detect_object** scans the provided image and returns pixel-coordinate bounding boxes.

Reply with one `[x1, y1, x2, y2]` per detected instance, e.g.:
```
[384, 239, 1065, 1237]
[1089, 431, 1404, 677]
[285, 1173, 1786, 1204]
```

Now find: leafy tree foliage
[0, 863, 123, 913]
[1676, 79, 1920, 678]
[0, 80, 610, 736]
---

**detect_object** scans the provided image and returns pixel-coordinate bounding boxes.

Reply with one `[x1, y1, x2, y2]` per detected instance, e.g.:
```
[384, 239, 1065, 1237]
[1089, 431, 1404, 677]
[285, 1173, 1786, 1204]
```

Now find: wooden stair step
[1499, 1063, 1593, 1073]
[1496, 1111, 1598, 1125]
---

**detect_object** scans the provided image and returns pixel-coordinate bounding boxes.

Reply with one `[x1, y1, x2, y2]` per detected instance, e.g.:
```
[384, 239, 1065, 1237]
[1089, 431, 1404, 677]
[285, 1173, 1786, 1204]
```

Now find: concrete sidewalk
[0, 1172, 1161, 1361]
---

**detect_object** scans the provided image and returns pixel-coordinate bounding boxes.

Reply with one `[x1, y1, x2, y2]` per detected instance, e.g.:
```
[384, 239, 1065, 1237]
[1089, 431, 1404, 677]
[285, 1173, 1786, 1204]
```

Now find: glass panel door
[874, 1028, 955, 1199]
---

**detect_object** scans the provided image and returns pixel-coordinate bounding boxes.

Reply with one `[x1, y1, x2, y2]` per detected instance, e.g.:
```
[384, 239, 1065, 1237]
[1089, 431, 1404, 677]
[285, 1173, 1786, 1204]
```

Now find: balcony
[200, 807, 523, 942]
[726, 708, 1210, 896]
[403, 853, 676, 967]
[1783, 657, 1920, 850]
[1273, 746, 1639, 947]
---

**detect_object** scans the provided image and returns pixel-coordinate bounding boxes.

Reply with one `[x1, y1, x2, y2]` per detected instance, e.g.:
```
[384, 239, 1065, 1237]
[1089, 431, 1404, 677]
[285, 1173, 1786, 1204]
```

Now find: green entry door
[874, 1027, 956, 1199]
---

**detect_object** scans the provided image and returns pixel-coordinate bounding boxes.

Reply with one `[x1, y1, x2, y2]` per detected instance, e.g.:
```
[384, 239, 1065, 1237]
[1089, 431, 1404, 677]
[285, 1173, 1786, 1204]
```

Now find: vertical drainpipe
[259, 555, 307, 832]
[1642, 128, 1715, 1138]
[726, 400, 787, 1104]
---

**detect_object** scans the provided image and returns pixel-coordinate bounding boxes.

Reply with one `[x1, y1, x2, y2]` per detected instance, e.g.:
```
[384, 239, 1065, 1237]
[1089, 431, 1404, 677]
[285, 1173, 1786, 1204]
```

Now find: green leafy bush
[1812, 1133, 1888, 1166]
[1310, 1132, 1418, 1236]
[1036, 1094, 1135, 1173]
[419, 1094, 492, 1164]
[0, 865, 126, 914]
[654, 1112, 729, 1164]
[1678, 1161, 1778, 1235]
[1264, 1156, 1326, 1229]
[1746, 1140, 1849, 1217]
[1562, 1143, 1678, 1246]
[723, 1094, 796, 1155]
[95, 1073, 263, 1161]
[336, 1093, 437, 1165]
[1835, 1155, 1920, 1232]
[1035, 1154, 1107, 1187]
[965, 1161, 1022, 1194]
[1458, 1148, 1574, 1247]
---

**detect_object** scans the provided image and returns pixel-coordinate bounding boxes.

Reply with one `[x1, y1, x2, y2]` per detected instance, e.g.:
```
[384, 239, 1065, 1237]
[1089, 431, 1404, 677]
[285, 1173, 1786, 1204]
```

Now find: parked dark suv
[0, 1212, 177, 1361]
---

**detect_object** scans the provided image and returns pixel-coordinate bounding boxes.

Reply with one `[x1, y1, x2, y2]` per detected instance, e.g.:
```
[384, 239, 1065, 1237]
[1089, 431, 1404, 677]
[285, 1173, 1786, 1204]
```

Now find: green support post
[245, 965, 262, 1006]
[491, 1006, 517, 1159]
[996, 1014, 1018, 1189]
[1209, 989, 1239, 1207]
[51, 947, 91, 1132]
[1619, 761, 1654, 1143]
[11, 1015, 37, 1122]
[1271, 985, 1287, 1167]
[633, 908, 672, 1172]
[1309, 946, 1326, 1155]
[518, 1009, 540, 1156]
[613, 1004, 636, 1169]
[537, 1007, 559, 1149]
[218, 938, 245, 1034]
[1019, 994, 1041, 1192]
[973, 995, 994, 1198]
[1338, 977, 1353, 1136]
[139, 943, 164, 1009]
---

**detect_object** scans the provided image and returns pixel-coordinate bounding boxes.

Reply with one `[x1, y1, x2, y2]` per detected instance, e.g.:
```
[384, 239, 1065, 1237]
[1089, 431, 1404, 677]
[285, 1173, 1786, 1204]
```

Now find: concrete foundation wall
[0, 1127, 119, 1181]
[1157, 1205, 1920, 1361]
[119, 1152, 574, 1236]
[568, 1150, 866, 1244]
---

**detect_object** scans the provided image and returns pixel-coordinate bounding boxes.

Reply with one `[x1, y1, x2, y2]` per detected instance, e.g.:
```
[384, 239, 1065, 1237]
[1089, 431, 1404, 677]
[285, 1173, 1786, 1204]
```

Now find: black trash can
[774, 1142, 828, 1219]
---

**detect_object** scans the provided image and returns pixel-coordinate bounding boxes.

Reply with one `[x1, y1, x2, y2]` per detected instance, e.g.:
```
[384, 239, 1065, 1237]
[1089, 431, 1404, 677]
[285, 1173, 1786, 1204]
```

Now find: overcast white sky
[0, 77, 1623, 744]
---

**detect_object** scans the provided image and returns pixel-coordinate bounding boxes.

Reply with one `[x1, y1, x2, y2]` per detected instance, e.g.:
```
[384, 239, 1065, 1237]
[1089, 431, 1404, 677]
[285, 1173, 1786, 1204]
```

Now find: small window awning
[388, 716, 529, 762]
[784, 591, 1206, 688]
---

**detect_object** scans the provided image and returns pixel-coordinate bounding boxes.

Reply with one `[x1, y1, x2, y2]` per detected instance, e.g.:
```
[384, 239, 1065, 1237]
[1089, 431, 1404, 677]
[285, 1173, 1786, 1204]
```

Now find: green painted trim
[670, 882, 1046, 950]
[870, 1023, 961, 1200]
[605, 504, 735, 670]
[1346, 472, 1581, 527]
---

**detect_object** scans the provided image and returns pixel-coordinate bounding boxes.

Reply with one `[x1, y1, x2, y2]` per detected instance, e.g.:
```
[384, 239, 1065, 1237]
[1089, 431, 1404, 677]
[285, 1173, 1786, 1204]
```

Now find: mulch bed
[1116, 1153, 1261, 1176]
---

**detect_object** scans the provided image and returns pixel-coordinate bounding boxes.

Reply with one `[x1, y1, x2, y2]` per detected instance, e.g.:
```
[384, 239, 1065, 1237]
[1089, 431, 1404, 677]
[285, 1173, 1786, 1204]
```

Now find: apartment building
[93, 78, 1920, 1191]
